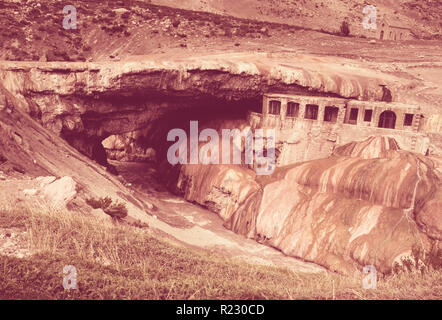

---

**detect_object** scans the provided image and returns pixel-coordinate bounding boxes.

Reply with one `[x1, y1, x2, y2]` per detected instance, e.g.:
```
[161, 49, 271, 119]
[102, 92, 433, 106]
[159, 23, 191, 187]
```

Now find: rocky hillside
[2, 0, 442, 64]
[0, 0, 297, 61]
[152, 0, 442, 38]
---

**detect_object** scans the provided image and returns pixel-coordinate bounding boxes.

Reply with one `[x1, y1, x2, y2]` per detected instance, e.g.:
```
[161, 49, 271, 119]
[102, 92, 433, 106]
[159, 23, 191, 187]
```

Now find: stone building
[248, 93, 428, 166]
[378, 17, 413, 41]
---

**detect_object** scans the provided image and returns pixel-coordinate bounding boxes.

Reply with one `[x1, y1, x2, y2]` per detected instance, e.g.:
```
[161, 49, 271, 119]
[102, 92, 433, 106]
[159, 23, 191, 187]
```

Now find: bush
[86, 196, 128, 220]
[340, 19, 350, 36]
[45, 49, 71, 62]
[172, 18, 180, 28]
[393, 244, 442, 275]
[29, 8, 41, 18]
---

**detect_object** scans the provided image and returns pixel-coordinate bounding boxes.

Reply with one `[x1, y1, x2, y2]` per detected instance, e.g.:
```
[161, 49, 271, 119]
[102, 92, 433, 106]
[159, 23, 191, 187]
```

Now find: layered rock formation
[168, 136, 441, 274]
[1, 55, 440, 275]
[0, 83, 326, 272]
[0, 53, 421, 165]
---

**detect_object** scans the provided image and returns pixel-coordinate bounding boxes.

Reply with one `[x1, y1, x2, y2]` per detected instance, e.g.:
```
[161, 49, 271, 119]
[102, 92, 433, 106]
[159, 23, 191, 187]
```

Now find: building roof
[263, 93, 421, 112]
[382, 17, 412, 31]
[264, 93, 347, 104]
[347, 100, 421, 111]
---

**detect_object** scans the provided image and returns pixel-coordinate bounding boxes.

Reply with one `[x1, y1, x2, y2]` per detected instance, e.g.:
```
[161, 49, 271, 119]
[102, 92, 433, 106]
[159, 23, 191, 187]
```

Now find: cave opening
[95, 94, 264, 193]
[91, 94, 263, 173]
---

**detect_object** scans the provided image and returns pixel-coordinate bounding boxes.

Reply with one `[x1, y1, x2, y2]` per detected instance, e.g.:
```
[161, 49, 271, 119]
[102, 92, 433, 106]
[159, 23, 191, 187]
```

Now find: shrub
[86, 196, 128, 220]
[393, 244, 442, 275]
[45, 49, 71, 62]
[340, 19, 350, 36]
[172, 18, 180, 28]
[29, 8, 41, 18]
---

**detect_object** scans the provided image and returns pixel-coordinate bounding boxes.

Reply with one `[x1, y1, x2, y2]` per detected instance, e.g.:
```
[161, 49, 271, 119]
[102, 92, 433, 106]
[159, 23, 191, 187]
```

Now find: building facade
[248, 93, 428, 166]
[377, 16, 414, 40]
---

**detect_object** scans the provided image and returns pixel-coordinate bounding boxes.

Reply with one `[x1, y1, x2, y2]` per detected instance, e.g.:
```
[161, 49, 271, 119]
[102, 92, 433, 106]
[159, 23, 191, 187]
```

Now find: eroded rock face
[0, 83, 149, 222]
[175, 164, 260, 222]
[0, 53, 417, 165]
[168, 136, 441, 274]
[333, 136, 400, 159]
[102, 131, 157, 163]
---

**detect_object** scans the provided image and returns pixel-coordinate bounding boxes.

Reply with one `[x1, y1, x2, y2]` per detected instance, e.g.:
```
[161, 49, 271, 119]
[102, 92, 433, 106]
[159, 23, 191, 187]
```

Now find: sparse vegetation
[393, 244, 442, 275]
[86, 196, 128, 219]
[0, 207, 440, 299]
[340, 19, 350, 36]
[0, 0, 441, 301]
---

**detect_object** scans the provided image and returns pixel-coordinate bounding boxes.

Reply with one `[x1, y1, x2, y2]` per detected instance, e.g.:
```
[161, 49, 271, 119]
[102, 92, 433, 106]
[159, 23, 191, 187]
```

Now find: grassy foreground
[0, 207, 440, 300]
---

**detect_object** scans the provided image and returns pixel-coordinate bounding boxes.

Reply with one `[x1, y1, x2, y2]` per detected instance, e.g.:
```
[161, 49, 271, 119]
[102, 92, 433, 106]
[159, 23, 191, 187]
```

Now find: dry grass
[0, 206, 440, 300]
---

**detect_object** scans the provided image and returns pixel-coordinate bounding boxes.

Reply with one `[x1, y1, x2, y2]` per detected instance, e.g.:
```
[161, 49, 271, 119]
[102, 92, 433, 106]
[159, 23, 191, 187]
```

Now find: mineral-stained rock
[333, 136, 400, 159]
[0, 53, 426, 165]
[170, 136, 441, 274]
[176, 164, 260, 222]
[416, 188, 442, 240]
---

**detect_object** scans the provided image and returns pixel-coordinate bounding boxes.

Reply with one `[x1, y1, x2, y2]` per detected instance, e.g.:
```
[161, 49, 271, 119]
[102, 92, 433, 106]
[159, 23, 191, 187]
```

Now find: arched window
[380, 30, 384, 40]
[378, 110, 396, 129]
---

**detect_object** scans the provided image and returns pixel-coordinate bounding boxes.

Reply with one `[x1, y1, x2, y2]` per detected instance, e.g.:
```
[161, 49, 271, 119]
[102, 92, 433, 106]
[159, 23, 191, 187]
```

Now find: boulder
[23, 189, 38, 196]
[35, 176, 57, 188]
[42, 176, 77, 209]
